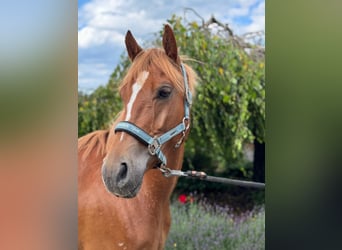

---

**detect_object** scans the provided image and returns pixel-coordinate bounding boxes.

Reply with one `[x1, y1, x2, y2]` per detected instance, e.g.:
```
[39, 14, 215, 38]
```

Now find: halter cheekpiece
[114, 63, 192, 167]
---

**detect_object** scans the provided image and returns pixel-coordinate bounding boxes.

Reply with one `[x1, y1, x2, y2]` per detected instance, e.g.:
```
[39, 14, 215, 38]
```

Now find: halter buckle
[148, 137, 160, 155]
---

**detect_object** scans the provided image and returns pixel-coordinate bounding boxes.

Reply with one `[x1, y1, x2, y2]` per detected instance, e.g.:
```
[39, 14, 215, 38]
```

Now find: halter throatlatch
[114, 64, 192, 167]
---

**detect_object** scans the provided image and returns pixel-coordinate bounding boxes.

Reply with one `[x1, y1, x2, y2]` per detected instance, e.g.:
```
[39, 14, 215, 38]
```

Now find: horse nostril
[116, 162, 128, 183]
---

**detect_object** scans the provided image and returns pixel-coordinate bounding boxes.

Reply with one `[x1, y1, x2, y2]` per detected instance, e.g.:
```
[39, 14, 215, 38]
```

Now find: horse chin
[102, 173, 144, 199]
[113, 182, 142, 199]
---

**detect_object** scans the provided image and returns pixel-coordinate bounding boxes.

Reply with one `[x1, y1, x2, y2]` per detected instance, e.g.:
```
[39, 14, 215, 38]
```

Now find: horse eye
[157, 86, 172, 99]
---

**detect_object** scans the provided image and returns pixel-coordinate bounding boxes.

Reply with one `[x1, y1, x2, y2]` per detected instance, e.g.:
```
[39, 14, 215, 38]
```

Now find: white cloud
[242, 1, 265, 33]
[78, 27, 124, 48]
[78, 0, 164, 49]
[254, 0, 265, 15]
[244, 15, 265, 33]
[78, 62, 113, 92]
[78, 0, 265, 91]
[228, 7, 249, 17]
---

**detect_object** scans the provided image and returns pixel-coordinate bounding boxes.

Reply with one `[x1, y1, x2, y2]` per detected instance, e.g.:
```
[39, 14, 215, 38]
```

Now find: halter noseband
[114, 64, 192, 167]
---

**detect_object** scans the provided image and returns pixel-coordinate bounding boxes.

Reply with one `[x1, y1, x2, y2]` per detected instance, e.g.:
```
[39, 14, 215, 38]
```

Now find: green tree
[163, 15, 265, 180]
[78, 55, 130, 137]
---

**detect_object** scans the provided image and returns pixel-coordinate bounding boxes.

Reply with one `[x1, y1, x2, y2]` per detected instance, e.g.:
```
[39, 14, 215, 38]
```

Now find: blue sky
[78, 0, 264, 92]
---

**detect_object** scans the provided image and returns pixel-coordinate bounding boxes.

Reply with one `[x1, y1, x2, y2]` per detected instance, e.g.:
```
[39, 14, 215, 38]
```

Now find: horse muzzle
[101, 158, 145, 198]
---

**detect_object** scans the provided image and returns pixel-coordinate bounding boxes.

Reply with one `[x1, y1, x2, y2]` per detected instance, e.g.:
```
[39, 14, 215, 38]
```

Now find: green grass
[166, 202, 265, 250]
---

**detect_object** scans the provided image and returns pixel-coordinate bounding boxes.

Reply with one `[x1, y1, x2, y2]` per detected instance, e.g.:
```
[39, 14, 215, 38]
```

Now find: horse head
[102, 25, 195, 198]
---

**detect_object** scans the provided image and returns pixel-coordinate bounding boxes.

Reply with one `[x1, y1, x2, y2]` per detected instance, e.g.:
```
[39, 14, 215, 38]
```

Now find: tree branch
[182, 9, 264, 60]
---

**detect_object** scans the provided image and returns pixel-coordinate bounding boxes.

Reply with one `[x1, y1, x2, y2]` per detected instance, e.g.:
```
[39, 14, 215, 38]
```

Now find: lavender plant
[166, 201, 265, 250]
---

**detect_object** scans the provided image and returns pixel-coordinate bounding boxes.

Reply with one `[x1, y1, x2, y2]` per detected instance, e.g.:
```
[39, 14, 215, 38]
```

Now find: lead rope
[158, 166, 265, 189]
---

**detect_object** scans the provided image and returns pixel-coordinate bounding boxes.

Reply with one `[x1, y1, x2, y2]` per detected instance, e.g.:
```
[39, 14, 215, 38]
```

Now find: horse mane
[78, 130, 109, 161]
[120, 48, 197, 96]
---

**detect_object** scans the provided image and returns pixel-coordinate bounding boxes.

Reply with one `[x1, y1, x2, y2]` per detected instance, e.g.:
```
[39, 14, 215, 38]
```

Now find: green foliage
[78, 15, 265, 179]
[165, 16, 265, 175]
[78, 55, 130, 137]
[166, 202, 265, 249]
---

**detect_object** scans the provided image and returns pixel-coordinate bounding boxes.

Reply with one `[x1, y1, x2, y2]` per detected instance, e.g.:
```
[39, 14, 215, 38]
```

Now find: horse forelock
[119, 48, 197, 98]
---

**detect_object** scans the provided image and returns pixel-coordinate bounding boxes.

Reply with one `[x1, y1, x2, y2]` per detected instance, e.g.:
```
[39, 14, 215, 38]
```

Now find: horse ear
[162, 24, 180, 65]
[125, 30, 143, 61]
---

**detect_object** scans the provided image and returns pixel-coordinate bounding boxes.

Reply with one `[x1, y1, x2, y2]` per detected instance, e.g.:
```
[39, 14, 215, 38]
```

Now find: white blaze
[125, 83, 141, 121]
[120, 71, 149, 141]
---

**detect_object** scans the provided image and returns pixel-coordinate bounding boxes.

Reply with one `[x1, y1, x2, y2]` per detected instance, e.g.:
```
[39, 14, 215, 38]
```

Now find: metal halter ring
[148, 137, 160, 155]
[175, 118, 190, 148]
[175, 131, 186, 148]
[182, 117, 190, 131]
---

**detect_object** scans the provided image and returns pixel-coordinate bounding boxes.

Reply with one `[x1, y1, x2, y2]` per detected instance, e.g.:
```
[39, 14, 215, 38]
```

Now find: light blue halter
[114, 64, 192, 167]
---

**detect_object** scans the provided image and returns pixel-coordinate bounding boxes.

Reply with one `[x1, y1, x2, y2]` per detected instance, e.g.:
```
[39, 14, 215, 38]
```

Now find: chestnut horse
[78, 25, 196, 250]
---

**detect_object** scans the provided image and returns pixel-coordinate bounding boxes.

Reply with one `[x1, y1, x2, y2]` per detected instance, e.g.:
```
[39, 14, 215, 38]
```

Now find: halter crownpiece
[114, 63, 192, 167]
